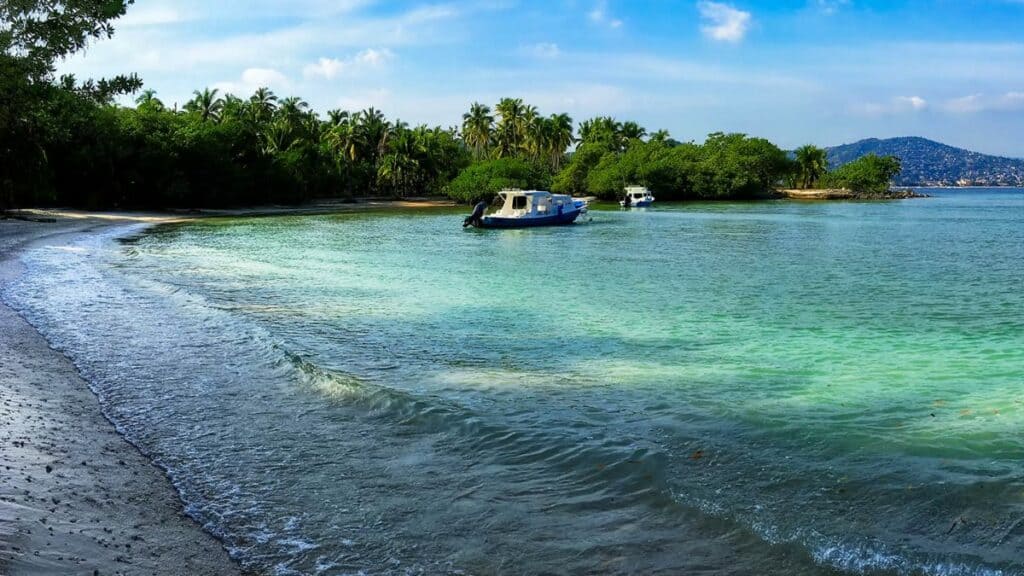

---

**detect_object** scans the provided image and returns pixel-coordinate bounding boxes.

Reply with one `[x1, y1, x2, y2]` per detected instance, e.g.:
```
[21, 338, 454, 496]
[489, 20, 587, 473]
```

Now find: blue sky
[60, 0, 1024, 156]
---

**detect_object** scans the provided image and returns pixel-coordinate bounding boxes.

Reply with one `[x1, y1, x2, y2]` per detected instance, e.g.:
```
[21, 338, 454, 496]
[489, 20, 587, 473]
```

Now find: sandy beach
[0, 213, 244, 575]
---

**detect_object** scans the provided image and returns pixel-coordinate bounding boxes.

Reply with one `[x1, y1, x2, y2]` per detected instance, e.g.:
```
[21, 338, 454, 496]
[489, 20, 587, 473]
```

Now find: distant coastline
[778, 188, 927, 200]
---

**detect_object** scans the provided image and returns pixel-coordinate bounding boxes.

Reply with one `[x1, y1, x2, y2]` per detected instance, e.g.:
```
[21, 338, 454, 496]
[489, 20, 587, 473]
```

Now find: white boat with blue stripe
[620, 185, 655, 208]
[464, 189, 585, 229]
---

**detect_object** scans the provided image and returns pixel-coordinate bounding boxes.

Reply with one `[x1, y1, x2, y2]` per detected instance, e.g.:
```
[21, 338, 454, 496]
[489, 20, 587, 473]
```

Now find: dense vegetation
[827, 137, 1024, 187]
[554, 130, 792, 200]
[820, 154, 902, 194]
[2, 1, 904, 210]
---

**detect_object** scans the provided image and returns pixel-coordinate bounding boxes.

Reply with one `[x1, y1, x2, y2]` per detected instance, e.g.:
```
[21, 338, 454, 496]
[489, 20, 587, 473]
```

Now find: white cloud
[242, 68, 289, 87]
[336, 88, 393, 112]
[118, 6, 185, 27]
[999, 91, 1024, 108]
[304, 58, 345, 80]
[303, 48, 394, 80]
[850, 95, 928, 116]
[895, 95, 928, 110]
[698, 2, 752, 43]
[522, 42, 561, 59]
[854, 92, 1024, 116]
[943, 93, 984, 113]
[594, 52, 819, 90]
[588, 1, 623, 28]
[814, 0, 849, 15]
[356, 48, 392, 66]
[940, 92, 1024, 113]
[213, 67, 290, 97]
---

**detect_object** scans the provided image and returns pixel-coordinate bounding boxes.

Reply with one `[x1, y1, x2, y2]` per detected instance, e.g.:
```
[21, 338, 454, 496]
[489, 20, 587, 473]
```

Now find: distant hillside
[826, 137, 1024, 186]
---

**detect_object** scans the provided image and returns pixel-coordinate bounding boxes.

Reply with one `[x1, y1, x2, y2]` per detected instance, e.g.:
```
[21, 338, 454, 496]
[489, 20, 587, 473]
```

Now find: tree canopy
[1, 1, 902, 209]
[820, 154, 902, 194]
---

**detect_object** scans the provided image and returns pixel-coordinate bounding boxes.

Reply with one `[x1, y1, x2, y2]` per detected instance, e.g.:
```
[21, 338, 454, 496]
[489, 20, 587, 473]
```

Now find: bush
[820, 153, 901, 194]
[444, 157, 551, 203]
[553, 133, 791, 201]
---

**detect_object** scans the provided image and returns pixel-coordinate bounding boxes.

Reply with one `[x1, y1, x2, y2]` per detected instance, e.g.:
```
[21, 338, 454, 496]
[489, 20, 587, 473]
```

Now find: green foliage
[1, 0, 142, 207]
[551, 142, 610, 196]
[793, 144, 828, 189]
[0, 1, 817, 209]
[444, 157, 551, 204]
[554, 133, 791, 200]
[695, 132, 793, 199]
[819, 153, 902, 194]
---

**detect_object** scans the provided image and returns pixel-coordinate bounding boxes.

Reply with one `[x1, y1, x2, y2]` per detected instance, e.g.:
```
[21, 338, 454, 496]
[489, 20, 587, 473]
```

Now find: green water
[6, 189, 1023, 574]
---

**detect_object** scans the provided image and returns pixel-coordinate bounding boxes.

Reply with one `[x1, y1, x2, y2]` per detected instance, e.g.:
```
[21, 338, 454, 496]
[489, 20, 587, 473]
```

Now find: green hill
[826, 137, 1024, 186]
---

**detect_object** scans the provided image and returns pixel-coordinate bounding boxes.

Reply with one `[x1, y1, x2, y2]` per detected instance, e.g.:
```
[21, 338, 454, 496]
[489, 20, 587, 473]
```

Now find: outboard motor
[463, 200, 487, 227]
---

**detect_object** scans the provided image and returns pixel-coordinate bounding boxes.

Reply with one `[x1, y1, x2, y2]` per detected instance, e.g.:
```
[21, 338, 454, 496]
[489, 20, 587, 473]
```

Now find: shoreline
[777, 188, 928, 200]
[5, 197, 459, 221]
[0, 200, 456, 575]
[0, 214, 246, 575]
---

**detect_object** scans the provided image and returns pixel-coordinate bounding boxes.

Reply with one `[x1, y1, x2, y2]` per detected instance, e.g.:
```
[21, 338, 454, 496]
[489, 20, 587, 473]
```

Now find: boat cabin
[621, 185, 655, 207]
[493, 189, 576, 217]
[625, 186, 653, 201]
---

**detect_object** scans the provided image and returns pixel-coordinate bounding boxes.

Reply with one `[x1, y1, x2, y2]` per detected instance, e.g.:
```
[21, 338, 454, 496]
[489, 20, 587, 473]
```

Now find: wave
[4, 220, 1021, 576]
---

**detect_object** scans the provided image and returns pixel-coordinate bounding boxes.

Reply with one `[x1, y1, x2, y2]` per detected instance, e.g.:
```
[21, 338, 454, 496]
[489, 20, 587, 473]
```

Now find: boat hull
[620, 200, 654, 207]
[475, 210, 581, 229]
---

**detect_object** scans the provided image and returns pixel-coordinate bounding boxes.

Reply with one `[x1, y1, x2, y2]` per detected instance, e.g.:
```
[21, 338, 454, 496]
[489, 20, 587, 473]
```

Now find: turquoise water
[4, 189, 1024, 575]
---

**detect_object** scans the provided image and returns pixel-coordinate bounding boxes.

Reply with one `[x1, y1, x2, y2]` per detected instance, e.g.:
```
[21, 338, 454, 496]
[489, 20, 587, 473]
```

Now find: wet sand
[0, 214, 244, 575]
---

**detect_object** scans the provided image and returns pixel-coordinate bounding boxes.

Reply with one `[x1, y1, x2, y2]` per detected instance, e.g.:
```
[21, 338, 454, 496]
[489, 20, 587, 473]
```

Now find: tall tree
[135, 89, 164, 111]
[579, 116, 623, 150]
[184, 87, 224, 122]
[546, 112, 574, 171]
[461, 102, 493, 159]
[620, 121, 647, 142]
[249, 87, 278, 123]
[793, 144, 828, 189]
[326, 109, 349, 126]
[494, 97, 525, 158]
[1, 0, 141, 207]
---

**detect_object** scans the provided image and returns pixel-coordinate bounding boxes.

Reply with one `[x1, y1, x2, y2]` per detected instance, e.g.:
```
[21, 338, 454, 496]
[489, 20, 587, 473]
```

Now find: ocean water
[4, 189, 1023, 575]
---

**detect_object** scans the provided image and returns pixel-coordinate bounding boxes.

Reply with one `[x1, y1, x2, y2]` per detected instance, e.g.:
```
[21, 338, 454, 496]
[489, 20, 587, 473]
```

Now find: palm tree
[220, 94, 245, 122]
[378, 125, 422, 197]
[135, 89, 164, 111]
[324, 121, 358, 162]
[185, 87, 224, 122]
[279, 96, 309, 120]
[249, 87, 278, 123]
[493, 97, 525, 158]
[261, 119, 294, 155]
[579, 116, 623, 150]
[794, 144, 829, 189]
[326, 109, 349, 127]
[524, 115, 547, 161]
[620, 121, 647, 142]
[547, 112, 574, 170]
[650, 129, 671, 144]
[356, 107, 391, 164]
[461, 102, 493, 159]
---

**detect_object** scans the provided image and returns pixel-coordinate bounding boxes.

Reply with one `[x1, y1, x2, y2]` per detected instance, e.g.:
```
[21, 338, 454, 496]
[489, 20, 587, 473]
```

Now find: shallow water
[4, 189, 1024, 575]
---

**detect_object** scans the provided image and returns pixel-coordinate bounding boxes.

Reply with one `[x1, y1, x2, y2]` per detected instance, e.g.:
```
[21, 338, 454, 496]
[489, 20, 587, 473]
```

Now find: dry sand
[0, 214, 244, 575]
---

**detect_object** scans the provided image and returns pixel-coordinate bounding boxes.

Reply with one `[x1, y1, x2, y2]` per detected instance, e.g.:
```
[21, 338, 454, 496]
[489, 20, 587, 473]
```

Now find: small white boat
[620, 186, 655, 208]
[463, 189, 583, 229]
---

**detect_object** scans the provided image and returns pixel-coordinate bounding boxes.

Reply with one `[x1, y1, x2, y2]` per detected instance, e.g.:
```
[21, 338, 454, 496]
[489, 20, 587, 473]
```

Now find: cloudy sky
[60, 0, 1024, 156]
